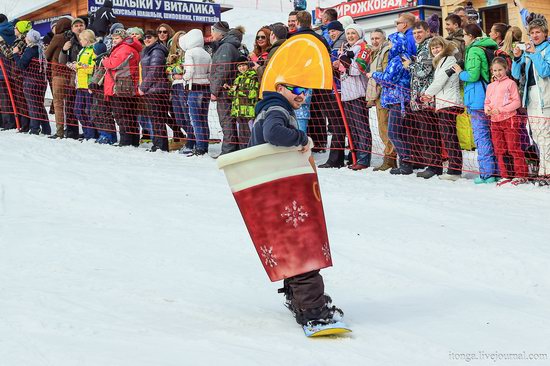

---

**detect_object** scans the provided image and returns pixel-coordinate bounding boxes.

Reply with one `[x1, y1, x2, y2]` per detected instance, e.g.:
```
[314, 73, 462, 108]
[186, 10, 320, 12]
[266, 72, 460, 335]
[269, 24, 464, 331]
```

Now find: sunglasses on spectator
[145, 35, 154, 39]
[256, 35, 267, 40]
[282, 85, 307, 96]
[158, 30, 168, 34]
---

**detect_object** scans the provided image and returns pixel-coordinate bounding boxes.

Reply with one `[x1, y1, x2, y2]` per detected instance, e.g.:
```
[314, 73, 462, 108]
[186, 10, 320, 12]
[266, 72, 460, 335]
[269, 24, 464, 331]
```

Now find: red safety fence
[1, 57, 549, 183]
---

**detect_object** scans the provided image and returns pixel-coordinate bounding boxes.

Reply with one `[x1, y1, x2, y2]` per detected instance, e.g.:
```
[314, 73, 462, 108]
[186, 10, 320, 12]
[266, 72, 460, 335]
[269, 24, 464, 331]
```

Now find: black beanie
[327, 21, 344, 33]
[0, 14, 8, 23]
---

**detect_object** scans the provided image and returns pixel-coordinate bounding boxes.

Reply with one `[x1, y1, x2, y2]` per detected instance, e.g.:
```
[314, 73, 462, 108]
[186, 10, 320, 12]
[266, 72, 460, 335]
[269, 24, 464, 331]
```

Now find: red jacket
[102, 37, 142, 98]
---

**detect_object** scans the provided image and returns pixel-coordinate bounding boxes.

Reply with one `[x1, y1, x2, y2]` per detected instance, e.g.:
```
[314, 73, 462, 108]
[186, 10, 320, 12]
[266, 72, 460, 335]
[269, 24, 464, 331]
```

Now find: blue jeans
[171, 84, 194, 148]
[388, 103, 412, 163]
[138, 115, 152, 138]
[75, 89, 97, 139]
[187, 90, 210, 151]
[469, 109, 497, 179]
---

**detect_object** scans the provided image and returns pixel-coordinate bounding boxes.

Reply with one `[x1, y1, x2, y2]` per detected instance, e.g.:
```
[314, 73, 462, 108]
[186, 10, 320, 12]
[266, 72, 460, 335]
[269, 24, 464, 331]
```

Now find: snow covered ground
[1, 130, 550, 366]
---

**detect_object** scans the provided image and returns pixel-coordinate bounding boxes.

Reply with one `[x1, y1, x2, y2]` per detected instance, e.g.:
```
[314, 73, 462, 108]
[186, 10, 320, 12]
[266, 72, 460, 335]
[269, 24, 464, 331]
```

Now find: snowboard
[303, 321, 352, 337]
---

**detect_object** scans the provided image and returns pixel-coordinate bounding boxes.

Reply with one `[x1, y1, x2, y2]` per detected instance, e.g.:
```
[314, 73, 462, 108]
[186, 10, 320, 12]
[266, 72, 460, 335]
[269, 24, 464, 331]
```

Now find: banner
[315, 0, 412, 20]
[88, 0, 221, 23]
[33, 15, 71, 36]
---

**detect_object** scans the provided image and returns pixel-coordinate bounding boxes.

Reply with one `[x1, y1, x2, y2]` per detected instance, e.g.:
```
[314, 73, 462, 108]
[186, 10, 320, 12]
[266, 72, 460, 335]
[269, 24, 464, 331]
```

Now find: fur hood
[433, 41, 457, 67]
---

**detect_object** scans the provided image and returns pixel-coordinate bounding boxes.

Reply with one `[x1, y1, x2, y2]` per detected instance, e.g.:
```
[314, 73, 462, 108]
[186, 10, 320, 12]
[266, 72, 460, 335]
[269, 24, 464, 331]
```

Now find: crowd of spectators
[0, 0, 549, 185]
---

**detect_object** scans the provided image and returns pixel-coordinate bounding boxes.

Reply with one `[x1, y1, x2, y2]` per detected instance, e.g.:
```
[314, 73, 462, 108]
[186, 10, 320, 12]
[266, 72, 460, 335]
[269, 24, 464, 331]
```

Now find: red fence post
[332, 83, 357, 165]
[0, 58, 20, 130]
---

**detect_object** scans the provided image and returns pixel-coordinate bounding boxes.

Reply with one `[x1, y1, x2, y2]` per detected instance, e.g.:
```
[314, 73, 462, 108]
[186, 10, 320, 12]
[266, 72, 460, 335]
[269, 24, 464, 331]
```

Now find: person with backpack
[102, 28, 142, 147]
[512, 16, 550, 182]
[485, 57, 527, 181]
[451, 24, 499, 184]
[88, 41, 117, 145]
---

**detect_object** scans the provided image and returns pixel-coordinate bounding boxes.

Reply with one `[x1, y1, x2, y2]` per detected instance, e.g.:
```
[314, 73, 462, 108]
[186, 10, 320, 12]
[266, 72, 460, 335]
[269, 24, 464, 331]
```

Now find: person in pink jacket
[484, 57, 528, 179]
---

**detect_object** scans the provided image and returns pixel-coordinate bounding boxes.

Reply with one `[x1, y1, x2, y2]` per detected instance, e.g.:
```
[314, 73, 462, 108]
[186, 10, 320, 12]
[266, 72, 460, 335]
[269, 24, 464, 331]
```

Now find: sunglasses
[157, 30, 168, 34]
[256, 35, 266, 40]
[282, 85, 307, 96]
[145, 35, 154, 39]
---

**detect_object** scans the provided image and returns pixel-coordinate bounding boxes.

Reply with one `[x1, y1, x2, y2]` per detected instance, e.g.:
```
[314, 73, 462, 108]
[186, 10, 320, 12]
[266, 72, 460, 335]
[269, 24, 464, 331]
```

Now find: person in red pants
[484, 57, 528, 180]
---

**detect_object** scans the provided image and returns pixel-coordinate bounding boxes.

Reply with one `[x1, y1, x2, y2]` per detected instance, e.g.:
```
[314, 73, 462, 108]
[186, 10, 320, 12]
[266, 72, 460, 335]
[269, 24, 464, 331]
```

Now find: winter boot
[416, 167, 442, 179]
[373, 156, 397, 172]
[389, 163, 413, 175]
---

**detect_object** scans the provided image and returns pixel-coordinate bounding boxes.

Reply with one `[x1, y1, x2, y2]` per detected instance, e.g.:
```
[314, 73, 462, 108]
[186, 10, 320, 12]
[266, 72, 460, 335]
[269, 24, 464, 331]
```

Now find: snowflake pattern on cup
[260, 245, 278, 268]
[322, 242, 331, 262]
[281, 200, 309, 228]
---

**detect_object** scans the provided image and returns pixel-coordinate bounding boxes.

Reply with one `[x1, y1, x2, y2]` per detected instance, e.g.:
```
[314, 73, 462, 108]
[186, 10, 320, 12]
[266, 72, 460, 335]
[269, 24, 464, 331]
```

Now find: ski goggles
[282, 84, 307, 96]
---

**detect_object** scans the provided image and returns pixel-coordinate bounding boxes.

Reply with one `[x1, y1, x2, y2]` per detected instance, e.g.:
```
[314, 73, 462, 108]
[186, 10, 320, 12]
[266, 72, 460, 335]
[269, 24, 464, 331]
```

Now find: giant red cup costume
[217, 141, 332, 281]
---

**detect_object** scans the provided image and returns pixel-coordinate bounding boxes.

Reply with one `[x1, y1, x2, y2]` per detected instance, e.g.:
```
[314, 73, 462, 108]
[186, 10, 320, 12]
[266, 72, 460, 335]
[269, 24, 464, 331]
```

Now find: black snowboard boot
[278, 285, 343, 326]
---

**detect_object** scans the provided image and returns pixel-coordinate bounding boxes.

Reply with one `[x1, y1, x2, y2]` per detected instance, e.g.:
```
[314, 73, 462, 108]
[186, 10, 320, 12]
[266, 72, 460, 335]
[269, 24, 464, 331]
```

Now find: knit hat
[25, 29, 41, 45]
[110, 22, 125, 34]
[344, 23, 364, 39]
[212, 21, 230, 34]
[71, 18, 85, 26]
[112, 28, 127, 38]
[338, 16, 354, 29]
[427, 14, 440, 34]
[236, 55, 249, 65]
[127, 27, 144, 37]
[269, 23, 288, 40]
[0, 14, 7, 24]
[93, 41, 107, 55]
[326, 21, 344, 33]
[15, 20, 32, 34]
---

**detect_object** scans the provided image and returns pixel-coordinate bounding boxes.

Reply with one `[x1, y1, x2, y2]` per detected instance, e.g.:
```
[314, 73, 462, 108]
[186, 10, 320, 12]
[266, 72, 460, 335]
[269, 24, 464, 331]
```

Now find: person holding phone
[512, 16, 550, 183]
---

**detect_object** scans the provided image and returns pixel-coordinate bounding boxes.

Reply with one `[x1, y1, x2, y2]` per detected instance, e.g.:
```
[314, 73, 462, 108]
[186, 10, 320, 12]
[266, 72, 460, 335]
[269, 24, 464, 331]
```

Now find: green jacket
[229, 70, 259, 118]
[462, 37, 498, 85]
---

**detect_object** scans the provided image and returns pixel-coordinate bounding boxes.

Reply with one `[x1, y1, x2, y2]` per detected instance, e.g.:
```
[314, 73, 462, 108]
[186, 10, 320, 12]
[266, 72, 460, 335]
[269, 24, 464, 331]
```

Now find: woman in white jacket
[421, 37, 463, 181]
[179, 29, 212, 156]
[336, 24, 371, 171]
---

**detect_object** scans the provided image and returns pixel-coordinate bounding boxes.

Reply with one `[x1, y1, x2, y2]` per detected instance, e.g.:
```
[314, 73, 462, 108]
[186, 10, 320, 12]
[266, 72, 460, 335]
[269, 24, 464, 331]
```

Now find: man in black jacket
[89, 0, 116, 38]
[210, 21, 244, 155]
